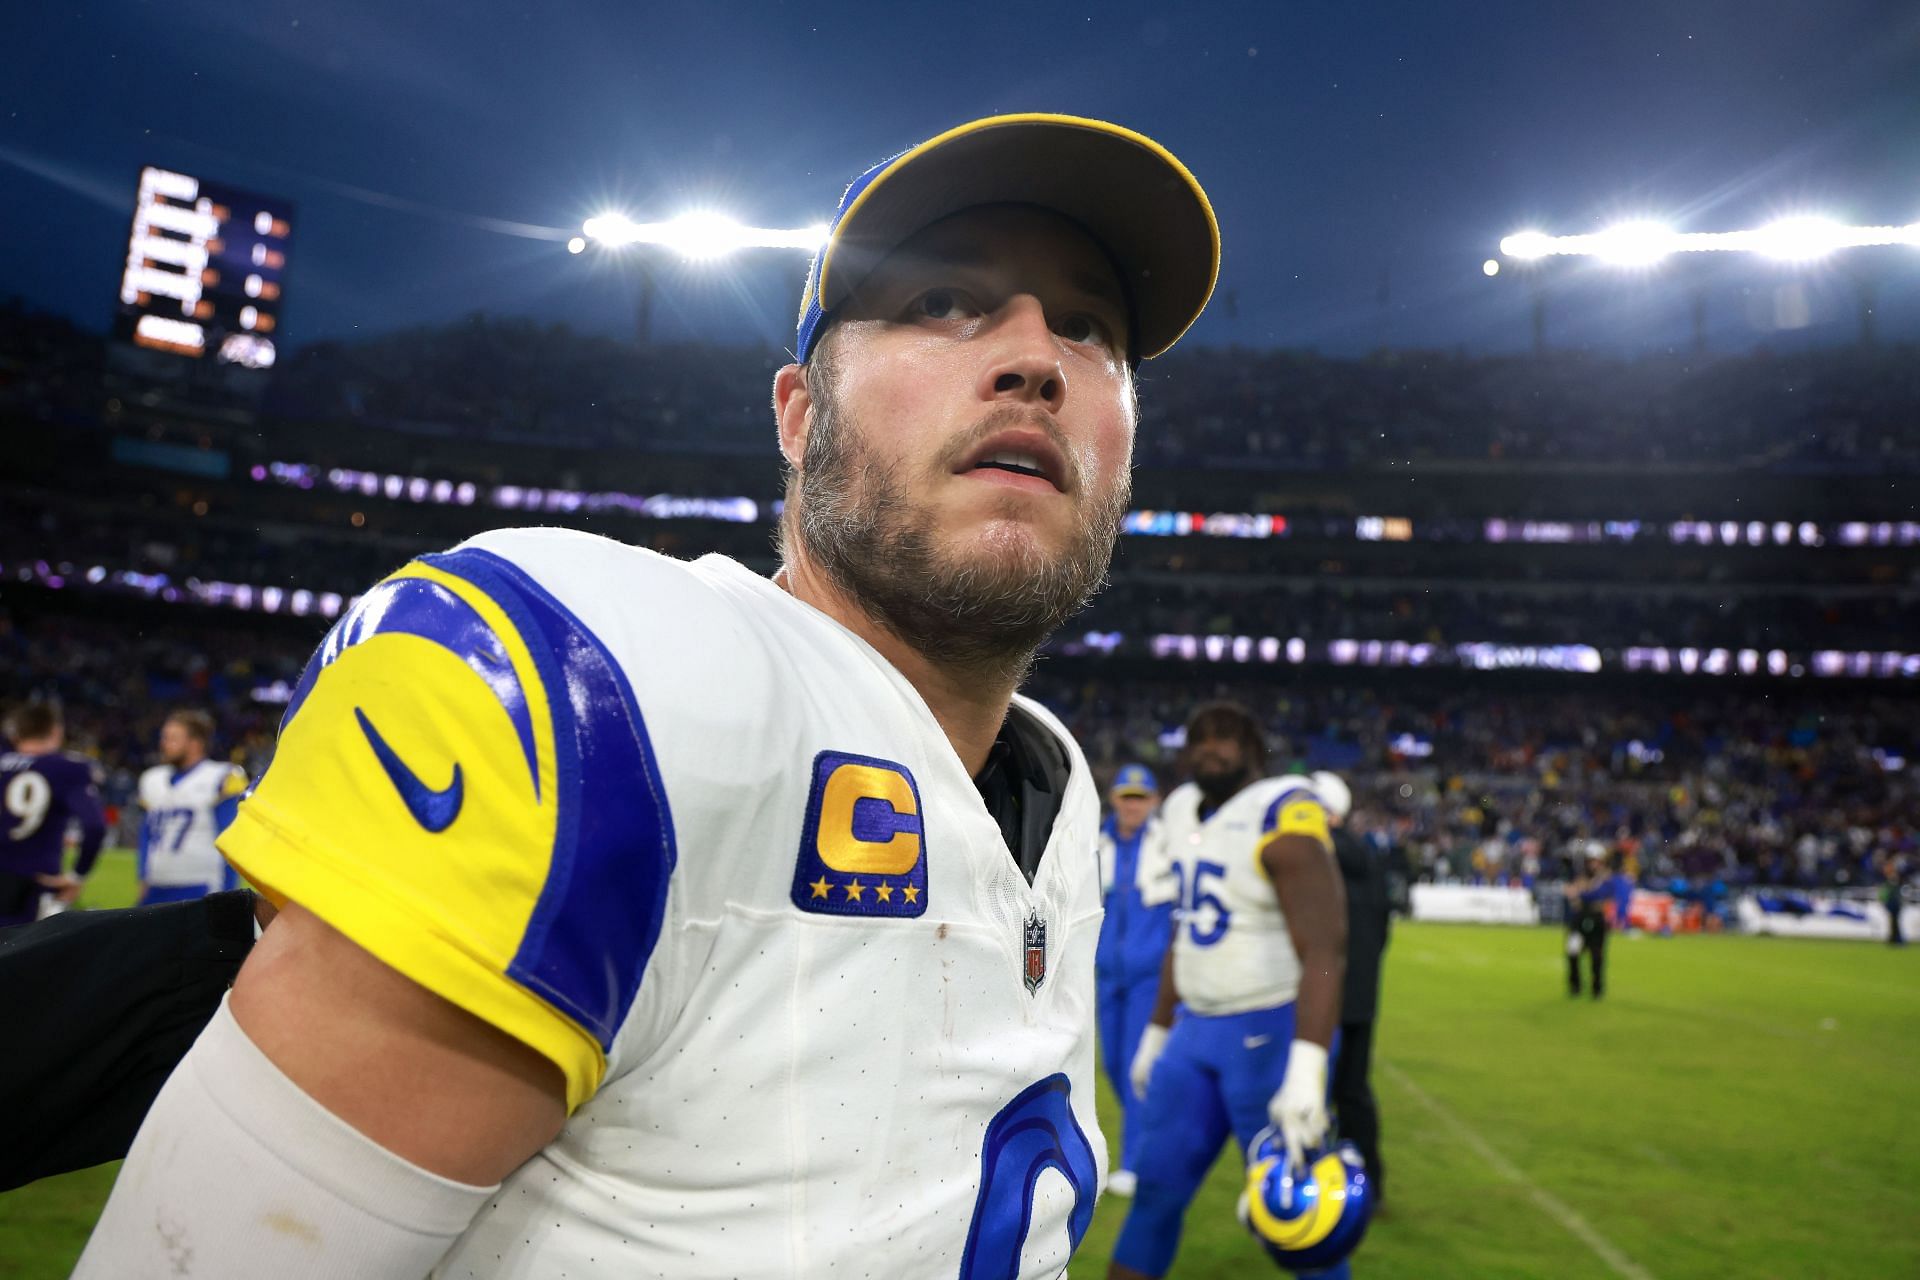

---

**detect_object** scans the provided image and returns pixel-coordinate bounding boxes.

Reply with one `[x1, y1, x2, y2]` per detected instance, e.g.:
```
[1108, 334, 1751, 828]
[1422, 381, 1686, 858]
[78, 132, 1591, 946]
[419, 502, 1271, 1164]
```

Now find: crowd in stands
[14, 299, 1920, 472]
[1033, 674, 1917, 895]
[266, 320, 1920, 472]
[5, 599, 1911, 897]
[5, 304, 1918, 903]
[1075, 577, 1920, 650]
[10, 491, 1914, 654]
[1133, 345, 1920, 472]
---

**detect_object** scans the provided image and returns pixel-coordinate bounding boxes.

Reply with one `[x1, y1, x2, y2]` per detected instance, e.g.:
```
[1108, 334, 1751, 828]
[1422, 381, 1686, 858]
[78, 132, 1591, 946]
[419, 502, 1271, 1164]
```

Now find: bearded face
[790, 353, 1130, 680]
[777, 204, 1139, 683]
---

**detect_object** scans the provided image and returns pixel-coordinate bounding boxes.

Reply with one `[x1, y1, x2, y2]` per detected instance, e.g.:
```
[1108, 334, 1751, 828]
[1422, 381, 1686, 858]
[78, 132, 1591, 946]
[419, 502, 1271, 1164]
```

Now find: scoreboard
[115, 166, 293, 369]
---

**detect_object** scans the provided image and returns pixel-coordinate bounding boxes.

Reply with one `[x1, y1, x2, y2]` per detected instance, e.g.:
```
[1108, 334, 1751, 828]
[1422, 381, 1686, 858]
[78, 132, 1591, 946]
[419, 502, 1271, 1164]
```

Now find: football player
[1095, 763, 1176, 1196]
[0, 702, 107, 929]
[136, 710, 250, 904]
[1108, 704, 1351, 1280]
[78, 113, 1221, 1278]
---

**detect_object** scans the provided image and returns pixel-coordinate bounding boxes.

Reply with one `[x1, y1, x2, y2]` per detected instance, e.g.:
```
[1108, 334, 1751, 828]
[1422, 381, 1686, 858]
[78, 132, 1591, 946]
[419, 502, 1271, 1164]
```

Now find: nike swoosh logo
[355, 708, 463, 833]
[1243, 1034, 1273, 1049]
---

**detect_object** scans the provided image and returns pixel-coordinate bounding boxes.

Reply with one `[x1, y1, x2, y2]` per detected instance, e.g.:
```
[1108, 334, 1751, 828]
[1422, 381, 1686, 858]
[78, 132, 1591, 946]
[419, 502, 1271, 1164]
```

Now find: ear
[773, 363, 812, 471]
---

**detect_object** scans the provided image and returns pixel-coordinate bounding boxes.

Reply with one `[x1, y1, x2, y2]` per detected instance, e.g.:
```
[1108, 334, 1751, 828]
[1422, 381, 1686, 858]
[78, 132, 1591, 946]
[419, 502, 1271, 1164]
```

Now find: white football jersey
[137, 759, 248, 890]
[1159, 778, 1332, 1016]
[219, 528, 1108, 1279]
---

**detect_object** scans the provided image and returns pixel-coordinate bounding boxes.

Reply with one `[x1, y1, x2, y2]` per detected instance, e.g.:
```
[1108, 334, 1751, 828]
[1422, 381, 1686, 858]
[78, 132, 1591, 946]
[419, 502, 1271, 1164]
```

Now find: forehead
[859, 203, 1127, 307]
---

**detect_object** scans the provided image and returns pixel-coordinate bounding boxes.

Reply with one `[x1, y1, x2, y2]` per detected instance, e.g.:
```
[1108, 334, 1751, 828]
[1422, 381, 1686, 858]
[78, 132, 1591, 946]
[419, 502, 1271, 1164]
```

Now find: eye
[1054, 313, 1113, 348]
[916, 289, 971, 320]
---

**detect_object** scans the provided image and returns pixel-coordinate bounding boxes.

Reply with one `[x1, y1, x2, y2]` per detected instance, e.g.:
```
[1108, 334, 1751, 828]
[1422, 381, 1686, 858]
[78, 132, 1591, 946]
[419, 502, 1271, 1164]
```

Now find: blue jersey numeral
[1186, 859, 1232, 946]
[150, 808, 196, 853]
[959, 1074, 1098, 1279]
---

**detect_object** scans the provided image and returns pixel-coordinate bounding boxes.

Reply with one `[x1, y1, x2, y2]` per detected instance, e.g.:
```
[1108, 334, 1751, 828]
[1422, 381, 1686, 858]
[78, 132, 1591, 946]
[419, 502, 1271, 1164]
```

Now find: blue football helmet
[1238, 1127, 1373, 1273]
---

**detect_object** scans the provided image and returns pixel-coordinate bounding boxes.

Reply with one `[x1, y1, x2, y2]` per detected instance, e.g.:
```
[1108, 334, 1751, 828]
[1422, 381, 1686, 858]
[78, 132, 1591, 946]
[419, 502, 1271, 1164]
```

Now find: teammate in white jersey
[79, 113, 1221, 1279]
[1109, 703, 1349, 1280]
[136, 710, 250, 905]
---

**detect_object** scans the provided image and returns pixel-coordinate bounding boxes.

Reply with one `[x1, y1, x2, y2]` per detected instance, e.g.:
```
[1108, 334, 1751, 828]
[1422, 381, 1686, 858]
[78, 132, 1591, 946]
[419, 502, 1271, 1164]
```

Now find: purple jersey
[0, 747, 108, 881]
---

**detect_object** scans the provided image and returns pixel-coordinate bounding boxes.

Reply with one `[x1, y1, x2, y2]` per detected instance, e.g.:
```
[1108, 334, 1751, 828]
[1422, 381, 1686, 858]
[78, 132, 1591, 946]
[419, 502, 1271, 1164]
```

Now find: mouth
[953, 427, 1070, 495]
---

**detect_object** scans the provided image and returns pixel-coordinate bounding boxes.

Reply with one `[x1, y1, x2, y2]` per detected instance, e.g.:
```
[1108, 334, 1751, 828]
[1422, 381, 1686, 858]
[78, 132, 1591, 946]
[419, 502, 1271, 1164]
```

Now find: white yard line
[1381, 1061, 1655, 1280]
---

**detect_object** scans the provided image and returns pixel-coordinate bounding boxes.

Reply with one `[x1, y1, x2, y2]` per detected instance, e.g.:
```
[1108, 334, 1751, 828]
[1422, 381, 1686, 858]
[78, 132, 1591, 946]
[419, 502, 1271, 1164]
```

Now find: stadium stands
[3, 306, 1915, 904]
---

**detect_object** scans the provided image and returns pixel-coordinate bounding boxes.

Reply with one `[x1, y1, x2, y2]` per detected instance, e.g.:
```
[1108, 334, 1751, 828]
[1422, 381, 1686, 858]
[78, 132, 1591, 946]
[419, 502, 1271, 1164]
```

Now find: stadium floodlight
[1751, 216, 1846, 262]
[1593, 220, 1677, 266]
[1498, 215, 1920, 264]
[1499, 230, 1554, 261]
[580, 211, 829, 260]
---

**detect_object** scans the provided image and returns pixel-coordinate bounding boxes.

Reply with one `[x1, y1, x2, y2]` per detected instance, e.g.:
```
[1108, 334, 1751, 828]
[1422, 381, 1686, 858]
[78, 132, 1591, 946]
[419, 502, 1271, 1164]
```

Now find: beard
[1191, 757, 1254, 807]
[786, 356, 1130, 686]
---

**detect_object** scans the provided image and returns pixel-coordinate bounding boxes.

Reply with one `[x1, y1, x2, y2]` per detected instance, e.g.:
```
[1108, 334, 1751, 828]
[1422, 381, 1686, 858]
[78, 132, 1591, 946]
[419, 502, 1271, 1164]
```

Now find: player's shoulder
[453, 526, 712, 597]
[137, 763, 170, 799]
[440, 528, 786, 674]
[47, 751, 100, 786]
[1159, 780, 1203, 827]
[1255, 774, 1333, 847]
[1259, 773, 1324, 805]
[1152, 775, 1198, 805]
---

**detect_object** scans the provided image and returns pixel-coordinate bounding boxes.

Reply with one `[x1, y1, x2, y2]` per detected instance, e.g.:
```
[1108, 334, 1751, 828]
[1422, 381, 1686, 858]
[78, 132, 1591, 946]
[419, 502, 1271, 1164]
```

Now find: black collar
[972, 705, 1070, 885]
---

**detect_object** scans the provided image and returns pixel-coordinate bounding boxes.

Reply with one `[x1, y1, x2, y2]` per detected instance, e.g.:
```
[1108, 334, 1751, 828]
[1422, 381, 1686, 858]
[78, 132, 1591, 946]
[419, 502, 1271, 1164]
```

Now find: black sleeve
[0, 890, 257, 1191]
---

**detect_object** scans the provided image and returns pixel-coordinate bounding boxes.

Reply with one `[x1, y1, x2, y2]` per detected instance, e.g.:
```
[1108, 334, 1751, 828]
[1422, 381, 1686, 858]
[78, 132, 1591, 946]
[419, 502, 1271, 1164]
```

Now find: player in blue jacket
[1095, 764, 1176, 1195]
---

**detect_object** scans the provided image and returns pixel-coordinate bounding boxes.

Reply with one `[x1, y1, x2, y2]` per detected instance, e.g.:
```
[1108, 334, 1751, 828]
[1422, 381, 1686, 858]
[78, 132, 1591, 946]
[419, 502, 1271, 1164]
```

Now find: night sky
[7, 0, 1920, 357]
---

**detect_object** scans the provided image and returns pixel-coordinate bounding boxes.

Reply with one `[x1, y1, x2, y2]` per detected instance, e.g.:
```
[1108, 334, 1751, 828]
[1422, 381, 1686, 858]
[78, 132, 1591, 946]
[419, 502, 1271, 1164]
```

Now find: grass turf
[3, 859, 1915, 1277]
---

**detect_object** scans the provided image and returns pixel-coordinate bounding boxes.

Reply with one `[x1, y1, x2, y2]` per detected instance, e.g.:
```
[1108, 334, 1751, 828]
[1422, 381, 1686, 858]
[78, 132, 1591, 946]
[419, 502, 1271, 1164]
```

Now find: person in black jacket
[0, 889, 266, 1190]
[1315, 769, 1390, 1204]
[1565, 851, 1612, 998]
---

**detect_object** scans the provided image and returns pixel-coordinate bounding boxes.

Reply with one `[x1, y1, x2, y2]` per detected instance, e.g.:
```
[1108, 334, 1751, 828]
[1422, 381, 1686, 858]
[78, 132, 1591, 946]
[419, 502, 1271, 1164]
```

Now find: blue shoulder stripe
[422, 547, 678, 1050]
[1262, 784, 1324, 835]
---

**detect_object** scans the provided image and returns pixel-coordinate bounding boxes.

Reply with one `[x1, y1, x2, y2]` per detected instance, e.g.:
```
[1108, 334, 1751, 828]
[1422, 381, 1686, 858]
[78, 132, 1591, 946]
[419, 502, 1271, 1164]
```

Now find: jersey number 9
[4, 771, 52, 841]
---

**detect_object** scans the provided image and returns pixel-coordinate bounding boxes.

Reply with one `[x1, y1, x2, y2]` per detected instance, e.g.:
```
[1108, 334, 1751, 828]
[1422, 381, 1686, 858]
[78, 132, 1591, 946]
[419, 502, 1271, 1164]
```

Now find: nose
[976, 294, 1066, 415]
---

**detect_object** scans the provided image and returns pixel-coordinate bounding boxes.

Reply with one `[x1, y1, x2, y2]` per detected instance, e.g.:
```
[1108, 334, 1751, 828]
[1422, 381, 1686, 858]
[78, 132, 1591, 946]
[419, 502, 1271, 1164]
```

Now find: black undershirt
[971, 705, 1070, 885]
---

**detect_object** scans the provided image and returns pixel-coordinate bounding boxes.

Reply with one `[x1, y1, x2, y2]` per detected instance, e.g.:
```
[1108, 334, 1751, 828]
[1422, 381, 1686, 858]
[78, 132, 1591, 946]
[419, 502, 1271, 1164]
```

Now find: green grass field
[4, 855, 1916, 1277]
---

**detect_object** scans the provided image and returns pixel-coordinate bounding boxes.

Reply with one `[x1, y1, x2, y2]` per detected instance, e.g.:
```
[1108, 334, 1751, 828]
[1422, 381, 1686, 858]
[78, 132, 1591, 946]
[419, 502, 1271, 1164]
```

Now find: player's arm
[1147, 934, 1179, 1027]
[79, 547, 677, 1275]
[75, 933, 552, 1279]
[232, 902, 567, 1181]
[1257, 793, 1348, 1164]
[49, 765, 109, 902]
[1260, 831, 1346, 1051]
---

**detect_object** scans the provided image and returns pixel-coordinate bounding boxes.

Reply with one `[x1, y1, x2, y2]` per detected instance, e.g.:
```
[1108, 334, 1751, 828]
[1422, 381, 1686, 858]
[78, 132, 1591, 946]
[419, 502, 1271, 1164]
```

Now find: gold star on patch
[902, 884, 920, 905]
[874, 882, 894, 903]
[845, 879, 866, 902]
[809, 876, 831, 900]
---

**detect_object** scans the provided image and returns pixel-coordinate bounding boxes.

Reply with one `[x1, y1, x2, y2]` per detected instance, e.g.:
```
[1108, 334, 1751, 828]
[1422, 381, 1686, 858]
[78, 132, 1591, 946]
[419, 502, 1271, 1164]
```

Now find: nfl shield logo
[1023, 913, 1047, 994]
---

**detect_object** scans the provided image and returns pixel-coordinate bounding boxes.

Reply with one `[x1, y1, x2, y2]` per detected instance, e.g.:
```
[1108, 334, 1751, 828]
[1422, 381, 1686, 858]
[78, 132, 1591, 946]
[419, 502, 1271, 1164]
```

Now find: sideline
[1380, 1061, 1656, 1280]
